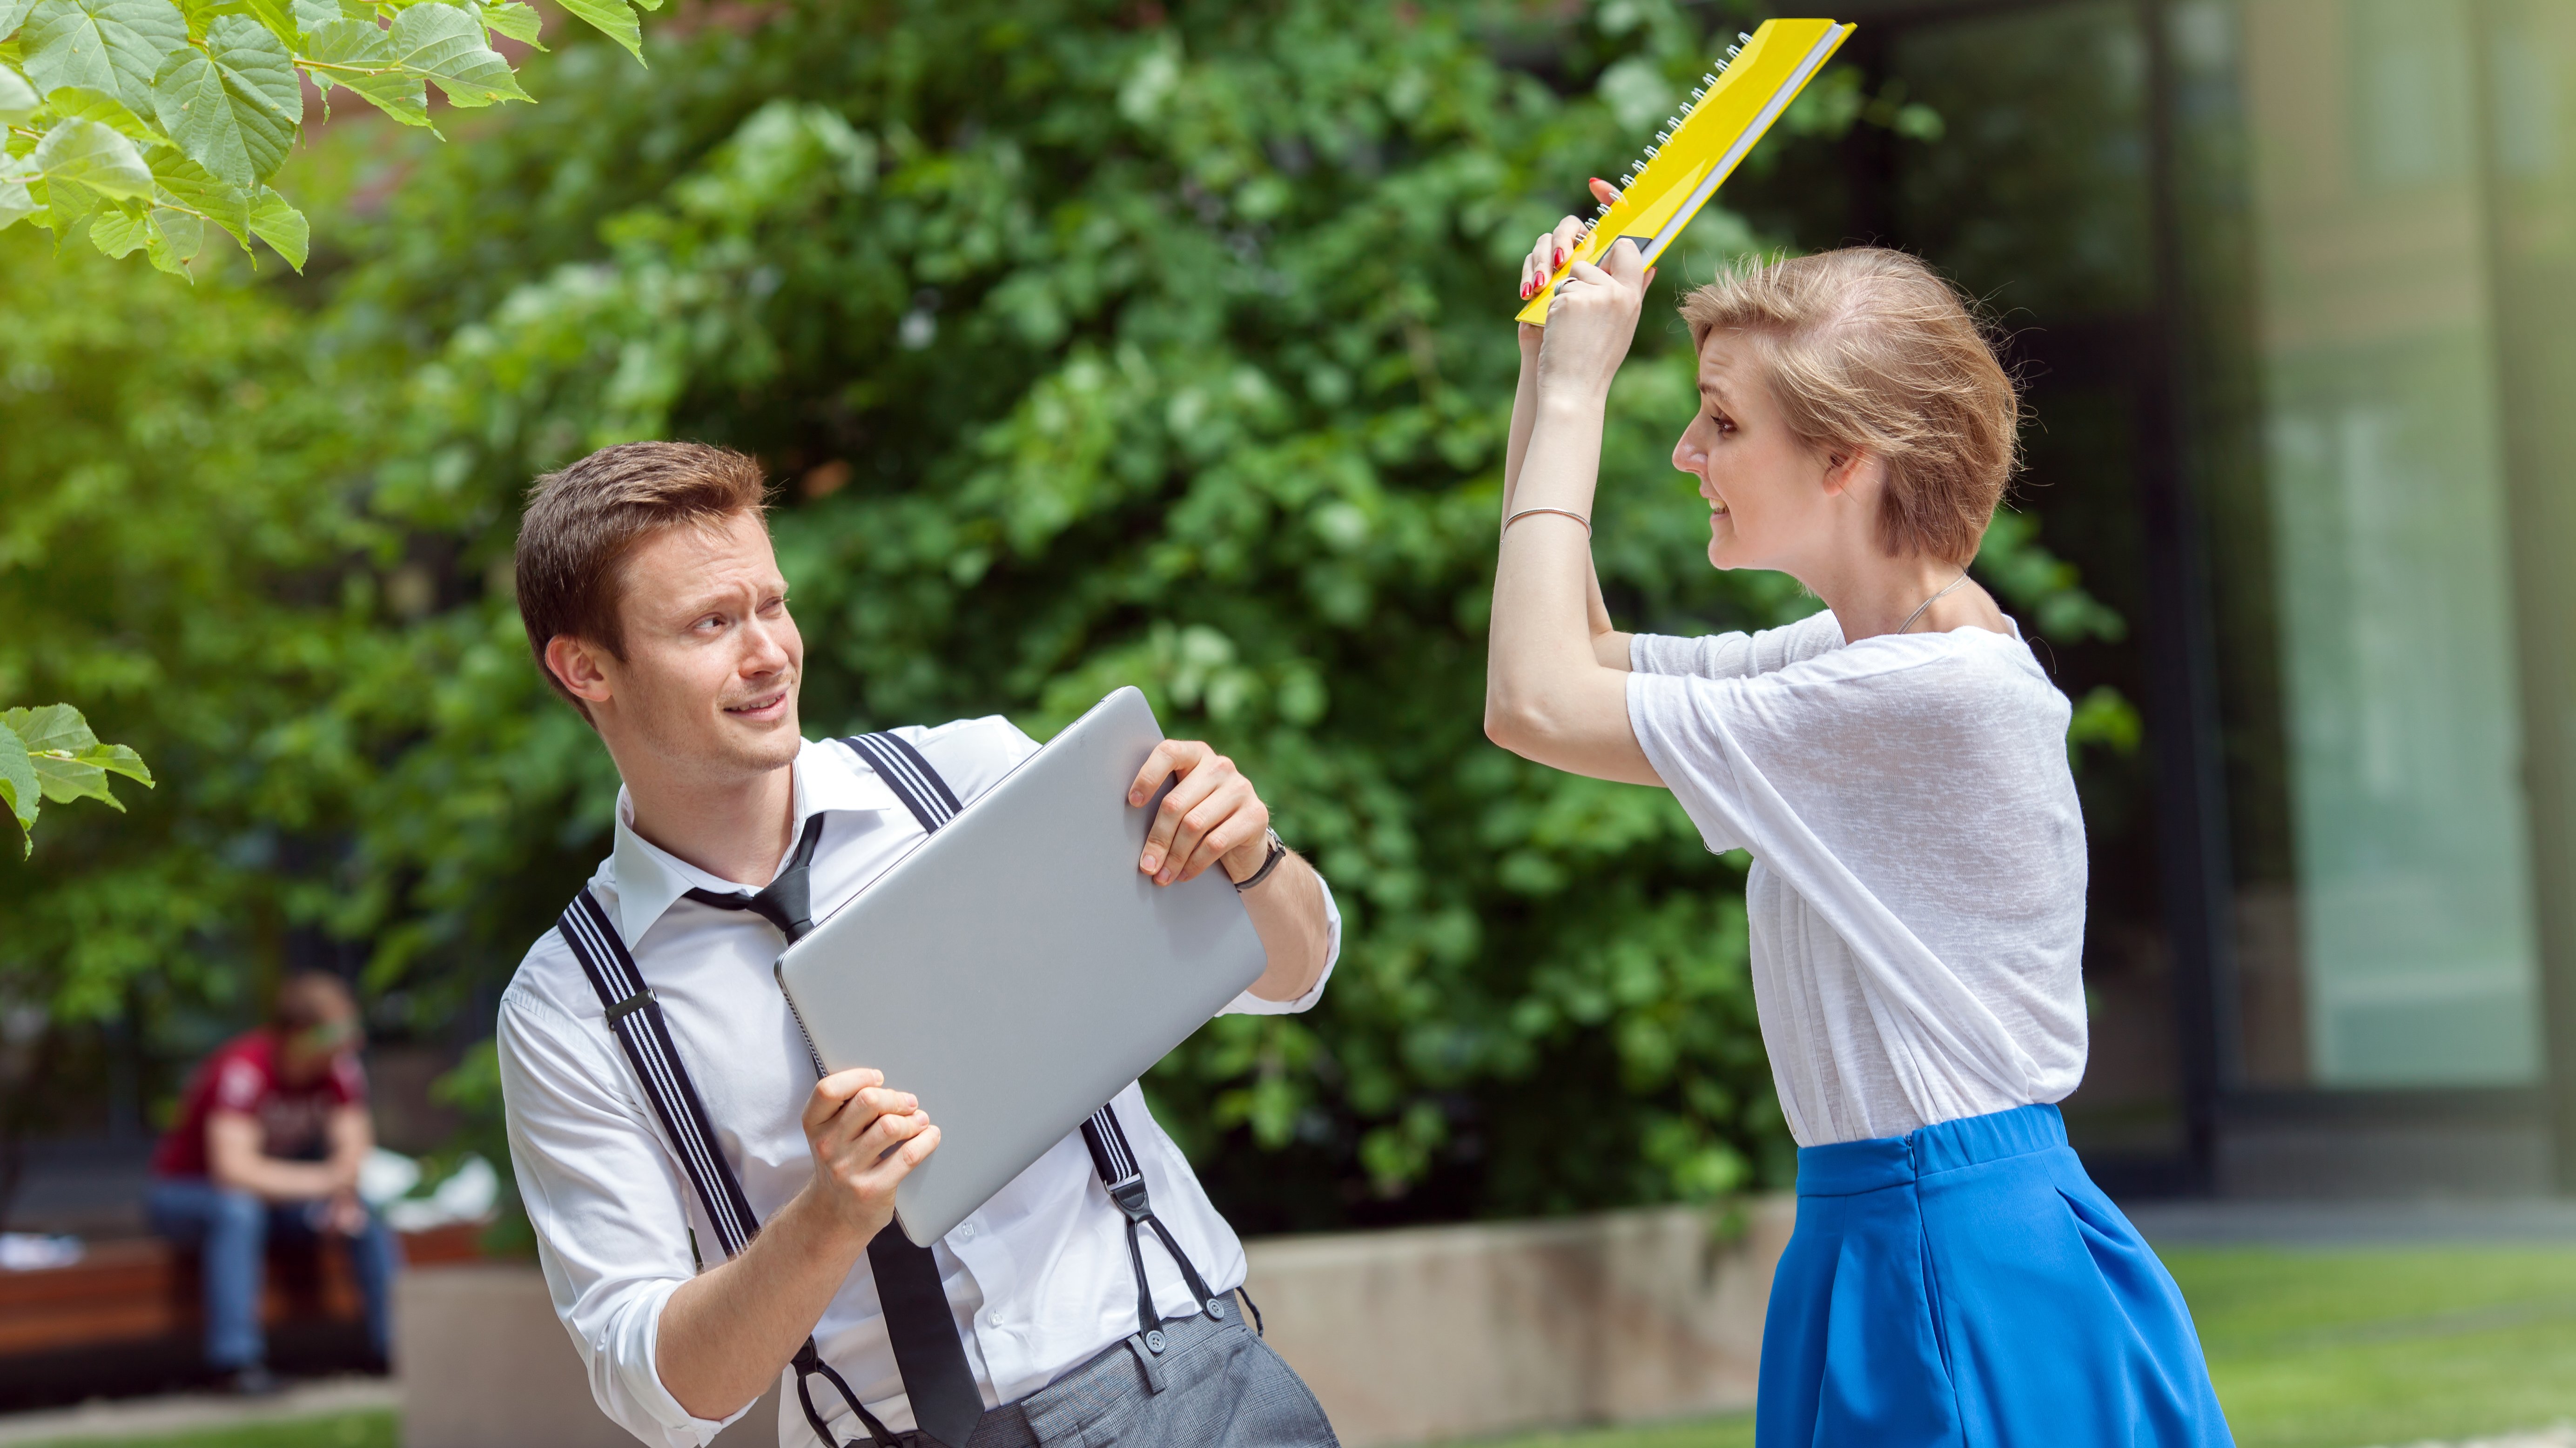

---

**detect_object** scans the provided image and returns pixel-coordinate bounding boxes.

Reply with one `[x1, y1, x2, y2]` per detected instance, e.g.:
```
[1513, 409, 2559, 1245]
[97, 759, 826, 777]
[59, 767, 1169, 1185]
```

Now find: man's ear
[544, 635, 617, 708]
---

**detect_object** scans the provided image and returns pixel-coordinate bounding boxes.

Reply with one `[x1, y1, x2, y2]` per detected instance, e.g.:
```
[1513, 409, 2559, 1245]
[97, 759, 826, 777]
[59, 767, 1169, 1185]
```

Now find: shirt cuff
[626, 1277, 757, 1447]
[1221, 872, 1341, 1015]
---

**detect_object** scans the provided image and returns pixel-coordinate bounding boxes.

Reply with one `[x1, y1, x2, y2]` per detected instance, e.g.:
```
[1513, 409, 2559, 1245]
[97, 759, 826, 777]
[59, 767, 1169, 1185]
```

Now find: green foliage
[2065, 684, 2143, 764]
[0, 0, 651, 276]
[0, 703, 151, 858]
[0, 0, 2131, 1228]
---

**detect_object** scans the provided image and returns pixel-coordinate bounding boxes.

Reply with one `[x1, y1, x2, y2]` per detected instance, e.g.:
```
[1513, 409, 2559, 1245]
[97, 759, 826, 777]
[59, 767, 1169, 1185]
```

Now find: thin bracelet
[1503, 506, 1592, 536]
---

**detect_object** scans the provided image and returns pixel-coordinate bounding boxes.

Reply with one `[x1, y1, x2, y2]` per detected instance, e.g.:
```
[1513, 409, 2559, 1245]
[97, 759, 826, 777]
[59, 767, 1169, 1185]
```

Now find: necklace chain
[1896, 571, 1971, 636]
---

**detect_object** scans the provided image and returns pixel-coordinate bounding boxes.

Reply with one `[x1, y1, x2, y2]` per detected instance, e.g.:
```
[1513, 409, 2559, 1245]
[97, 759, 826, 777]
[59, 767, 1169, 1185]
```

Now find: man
[147, 971, 400, 1394]
[496, 442, 1342, 1448]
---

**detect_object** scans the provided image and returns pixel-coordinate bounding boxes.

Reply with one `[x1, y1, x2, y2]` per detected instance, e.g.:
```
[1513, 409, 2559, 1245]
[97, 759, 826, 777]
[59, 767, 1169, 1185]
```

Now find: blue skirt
[1757, 1103, 2233, 1448]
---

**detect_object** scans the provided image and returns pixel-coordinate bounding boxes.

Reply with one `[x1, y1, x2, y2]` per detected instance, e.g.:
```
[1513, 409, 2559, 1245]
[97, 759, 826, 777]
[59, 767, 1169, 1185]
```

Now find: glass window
[2201, 0, 2547, 1087]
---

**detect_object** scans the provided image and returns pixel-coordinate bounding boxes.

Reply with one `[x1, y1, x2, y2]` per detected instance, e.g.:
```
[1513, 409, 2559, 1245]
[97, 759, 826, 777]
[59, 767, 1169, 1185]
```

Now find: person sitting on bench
[496, 441, 1344, 1448]
[146, 972, 400, 1394]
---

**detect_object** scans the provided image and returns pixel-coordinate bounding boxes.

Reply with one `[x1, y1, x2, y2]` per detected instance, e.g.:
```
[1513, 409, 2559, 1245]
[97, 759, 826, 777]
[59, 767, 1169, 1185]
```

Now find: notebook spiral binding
[1595, 31, 1757, 228]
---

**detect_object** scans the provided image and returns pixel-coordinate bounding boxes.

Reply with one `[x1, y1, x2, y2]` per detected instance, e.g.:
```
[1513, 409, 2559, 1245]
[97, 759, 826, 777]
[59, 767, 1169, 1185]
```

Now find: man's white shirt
[495, 718, 1339, 1448]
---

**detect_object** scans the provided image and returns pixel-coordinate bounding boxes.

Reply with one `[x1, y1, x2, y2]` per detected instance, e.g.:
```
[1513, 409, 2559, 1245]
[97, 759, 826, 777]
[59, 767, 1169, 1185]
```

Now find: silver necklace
[1896, 571, 1971, 635]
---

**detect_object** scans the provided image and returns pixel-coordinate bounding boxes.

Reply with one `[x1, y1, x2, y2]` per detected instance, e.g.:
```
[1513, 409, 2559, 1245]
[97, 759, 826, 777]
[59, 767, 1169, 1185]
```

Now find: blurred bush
[0, 0, 2119, 1232]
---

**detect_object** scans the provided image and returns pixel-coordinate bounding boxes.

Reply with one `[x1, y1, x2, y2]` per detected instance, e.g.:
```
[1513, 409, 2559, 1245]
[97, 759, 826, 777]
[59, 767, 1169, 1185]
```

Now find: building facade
[1732, 0, 2576, 1195]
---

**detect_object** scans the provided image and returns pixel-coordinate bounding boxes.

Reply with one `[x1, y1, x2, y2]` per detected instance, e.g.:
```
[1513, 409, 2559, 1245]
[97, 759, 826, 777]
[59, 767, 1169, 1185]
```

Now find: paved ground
[0, 1389, 2564, 1448]
[0, 1377, 395, 1445]
[2124, 1198, 2576, 1247]
[2370, 1422, 2576, 1432]
[2, 1199, 2571, 1448]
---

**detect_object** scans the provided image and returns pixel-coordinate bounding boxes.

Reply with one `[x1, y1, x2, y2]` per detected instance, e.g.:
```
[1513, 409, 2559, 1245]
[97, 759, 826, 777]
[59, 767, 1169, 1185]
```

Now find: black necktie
[686, 816, 988, 1448]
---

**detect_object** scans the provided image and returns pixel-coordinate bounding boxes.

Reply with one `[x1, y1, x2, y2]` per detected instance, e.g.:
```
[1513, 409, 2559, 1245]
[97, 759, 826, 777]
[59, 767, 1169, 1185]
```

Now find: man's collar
[609, 737, 902, 944]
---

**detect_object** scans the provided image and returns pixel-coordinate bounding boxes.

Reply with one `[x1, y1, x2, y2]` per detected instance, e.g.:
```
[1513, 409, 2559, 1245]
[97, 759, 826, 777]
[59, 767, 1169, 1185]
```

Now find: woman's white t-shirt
[1626, 609, 2089, 1147]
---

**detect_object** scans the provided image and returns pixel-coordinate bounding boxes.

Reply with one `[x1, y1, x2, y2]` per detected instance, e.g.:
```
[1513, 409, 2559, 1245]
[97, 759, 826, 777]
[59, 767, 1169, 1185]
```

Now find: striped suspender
[557, 886, 760, 1259]
[554, 731, 1229, 1444]
[1077, 1094, 1226, 1349]
[842, 731, 962, 827]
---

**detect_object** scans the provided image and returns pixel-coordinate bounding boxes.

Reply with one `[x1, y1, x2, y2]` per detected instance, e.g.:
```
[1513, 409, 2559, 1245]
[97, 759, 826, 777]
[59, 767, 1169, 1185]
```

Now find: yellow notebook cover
[1518, 18, 1855, 325]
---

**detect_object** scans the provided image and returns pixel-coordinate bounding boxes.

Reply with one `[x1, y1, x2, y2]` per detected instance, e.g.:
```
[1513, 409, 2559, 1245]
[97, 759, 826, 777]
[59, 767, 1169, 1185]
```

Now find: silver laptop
[774, 687, 1268, 1246]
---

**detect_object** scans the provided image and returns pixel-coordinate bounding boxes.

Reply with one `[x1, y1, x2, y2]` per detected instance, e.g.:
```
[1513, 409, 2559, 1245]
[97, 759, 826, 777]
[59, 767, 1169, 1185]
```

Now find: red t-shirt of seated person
[150, 1030, 366, 1179]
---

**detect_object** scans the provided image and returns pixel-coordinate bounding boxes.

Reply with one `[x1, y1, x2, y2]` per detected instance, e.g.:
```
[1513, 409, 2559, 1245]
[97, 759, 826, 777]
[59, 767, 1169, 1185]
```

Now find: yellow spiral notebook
[1518, 18, 1856, 325]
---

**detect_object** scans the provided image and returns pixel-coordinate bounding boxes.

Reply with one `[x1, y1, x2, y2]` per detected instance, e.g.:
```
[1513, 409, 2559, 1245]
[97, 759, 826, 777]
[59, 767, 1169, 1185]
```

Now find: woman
[1486, 196, 2232, 1448]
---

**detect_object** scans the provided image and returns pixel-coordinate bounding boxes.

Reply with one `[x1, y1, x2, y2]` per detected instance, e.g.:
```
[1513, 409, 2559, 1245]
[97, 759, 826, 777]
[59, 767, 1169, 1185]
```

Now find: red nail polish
[1554, 248, 1566, 267]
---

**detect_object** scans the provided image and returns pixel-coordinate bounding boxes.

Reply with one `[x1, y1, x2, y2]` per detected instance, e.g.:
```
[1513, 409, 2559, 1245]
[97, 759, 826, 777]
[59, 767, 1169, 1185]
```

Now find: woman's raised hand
[1516, 178, 1625, 306]
[1522, 179, 1651, 403]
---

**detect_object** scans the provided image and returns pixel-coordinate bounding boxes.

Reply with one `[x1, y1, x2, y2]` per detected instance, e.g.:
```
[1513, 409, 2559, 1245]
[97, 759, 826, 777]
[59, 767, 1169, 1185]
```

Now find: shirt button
[955, 1222, 976, 1241]
[987, 1309, 1005, 1328]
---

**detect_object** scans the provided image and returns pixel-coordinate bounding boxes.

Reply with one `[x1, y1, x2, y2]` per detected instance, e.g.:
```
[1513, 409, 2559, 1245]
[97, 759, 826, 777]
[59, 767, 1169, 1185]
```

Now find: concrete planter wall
[397, 1199, 1792, 1448]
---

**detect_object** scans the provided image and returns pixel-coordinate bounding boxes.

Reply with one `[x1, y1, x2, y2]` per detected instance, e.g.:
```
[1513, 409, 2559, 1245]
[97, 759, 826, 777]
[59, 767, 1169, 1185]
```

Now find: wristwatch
[1232, 828, 1289, 892]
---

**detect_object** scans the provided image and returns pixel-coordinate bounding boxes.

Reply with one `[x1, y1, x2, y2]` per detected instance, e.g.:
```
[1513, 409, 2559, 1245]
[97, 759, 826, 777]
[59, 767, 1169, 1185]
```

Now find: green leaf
[470, 0, 538, 47]
[5, 703, 100, 760]
[299, 16, 421, 126]
[0, 0, 37, 38]
[382, 1, 525, 108]
[0, 704, 153, 813]
[300, 4, 524, 126]
[85, 193, 147, 251]
[248, 179, 300, 266]
[46, 80, 154, 135]
[0, 720, 38, 857]
[87, 741, 153, 785]
[20, 0, 187, 116]
[552, 0, 635, 61]
[143, 200, 196, 269]
[83, 191, 193, 272]
[151, 13, 300, 187]
[148, 139, 250, 242]
[0, 62, 39, 124]
[285, 0, 335, 36]
[32, 114, 151, 198]
[230, 0, 298, 46]
[0, 156, 34, 229]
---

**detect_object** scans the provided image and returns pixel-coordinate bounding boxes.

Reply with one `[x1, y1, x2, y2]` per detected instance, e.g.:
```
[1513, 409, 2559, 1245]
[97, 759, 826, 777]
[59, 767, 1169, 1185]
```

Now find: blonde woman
[1487, 202, 2233, 1447]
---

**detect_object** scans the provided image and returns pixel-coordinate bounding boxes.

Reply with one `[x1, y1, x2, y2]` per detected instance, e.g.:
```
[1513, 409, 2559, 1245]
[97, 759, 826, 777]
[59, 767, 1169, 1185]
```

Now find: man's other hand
[1128, 740, 1272, 886]
[800, 1067, 937, 1244]
[320, 1188, 369, 1236]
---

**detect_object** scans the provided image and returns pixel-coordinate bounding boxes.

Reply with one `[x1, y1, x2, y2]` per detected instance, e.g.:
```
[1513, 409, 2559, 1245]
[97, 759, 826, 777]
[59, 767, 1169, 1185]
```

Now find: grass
[16, 1412, 397, 1448]
[17, 1248, 2576, 1448]
[2171, 1247, 2576, 1448]
[1460, 1247, 2576, 1448]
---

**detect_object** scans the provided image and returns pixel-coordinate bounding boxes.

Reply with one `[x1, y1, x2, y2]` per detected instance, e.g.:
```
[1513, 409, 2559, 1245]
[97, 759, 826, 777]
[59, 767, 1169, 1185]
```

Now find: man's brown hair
[1678, 248, 2019, 563]
[269, 972, 356, 1035]
[513, 442, 770, 717]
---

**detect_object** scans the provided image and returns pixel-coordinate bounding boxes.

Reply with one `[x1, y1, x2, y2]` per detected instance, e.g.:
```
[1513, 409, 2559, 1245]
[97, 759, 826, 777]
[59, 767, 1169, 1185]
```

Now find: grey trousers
[891, 1309, 1337, 1448]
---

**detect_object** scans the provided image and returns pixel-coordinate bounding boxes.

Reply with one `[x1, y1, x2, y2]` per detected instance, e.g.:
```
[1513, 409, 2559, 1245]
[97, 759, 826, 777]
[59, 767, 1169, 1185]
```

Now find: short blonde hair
[1677, 248, 2017, 563]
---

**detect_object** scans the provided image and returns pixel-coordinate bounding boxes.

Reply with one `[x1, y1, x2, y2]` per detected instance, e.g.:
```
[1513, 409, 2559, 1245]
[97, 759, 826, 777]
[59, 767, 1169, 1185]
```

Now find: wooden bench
[0, 1224, 484, 1407]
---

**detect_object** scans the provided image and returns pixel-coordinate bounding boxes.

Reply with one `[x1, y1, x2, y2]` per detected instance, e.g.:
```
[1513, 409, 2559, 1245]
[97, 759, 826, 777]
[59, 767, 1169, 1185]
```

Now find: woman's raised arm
[1484, 236, 1662, 786]
[1507, 196, 1631, 670]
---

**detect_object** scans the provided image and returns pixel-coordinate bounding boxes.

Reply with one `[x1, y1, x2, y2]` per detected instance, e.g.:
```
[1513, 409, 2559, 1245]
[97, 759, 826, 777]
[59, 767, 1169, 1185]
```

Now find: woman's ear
[1817, 448, 1877, 499]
